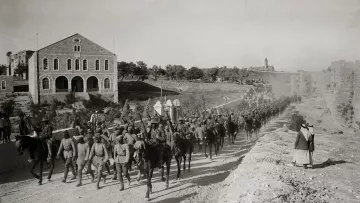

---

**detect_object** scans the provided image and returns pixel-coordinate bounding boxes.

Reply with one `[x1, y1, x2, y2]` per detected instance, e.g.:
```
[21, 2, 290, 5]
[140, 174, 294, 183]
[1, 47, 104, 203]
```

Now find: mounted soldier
[148, 116, 166, 181]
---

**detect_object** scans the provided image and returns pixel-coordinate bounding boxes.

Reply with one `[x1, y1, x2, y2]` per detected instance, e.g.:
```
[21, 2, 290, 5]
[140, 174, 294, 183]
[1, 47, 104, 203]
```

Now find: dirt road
[0, 129, 258, 203]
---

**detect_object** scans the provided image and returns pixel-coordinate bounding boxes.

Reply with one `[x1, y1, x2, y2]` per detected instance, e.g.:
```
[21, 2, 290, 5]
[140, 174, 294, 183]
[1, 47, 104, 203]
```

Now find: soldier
[19, 112, 29, 136]
[89, 133, 109, 189]
[195, 122, 204, 152]
[75, 134, 94, 187]
[39, 117, 53, 162]
[110, 129, 121, 180]
[124, 126, 137, 171]
[175, 117, 189, 138]
[149, 117, 166, 181]
[114, 135, 131, 191]
[56, 131, 77, 183]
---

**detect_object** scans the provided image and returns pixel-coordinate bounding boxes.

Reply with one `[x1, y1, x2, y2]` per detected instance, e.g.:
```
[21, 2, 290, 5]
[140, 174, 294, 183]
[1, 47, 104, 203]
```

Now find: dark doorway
[55, 76, 69, 92]
[87, 76, 99, 92]
[71, 76, 84, 92]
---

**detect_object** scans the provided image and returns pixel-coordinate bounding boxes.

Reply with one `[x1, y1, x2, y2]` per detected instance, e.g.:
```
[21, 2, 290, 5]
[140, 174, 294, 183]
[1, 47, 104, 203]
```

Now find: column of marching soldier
[17, 95, 299, 191]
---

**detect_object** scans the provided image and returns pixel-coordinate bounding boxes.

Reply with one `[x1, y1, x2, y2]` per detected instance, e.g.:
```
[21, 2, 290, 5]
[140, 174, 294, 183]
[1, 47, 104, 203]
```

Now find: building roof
[37, 33, 115, 55]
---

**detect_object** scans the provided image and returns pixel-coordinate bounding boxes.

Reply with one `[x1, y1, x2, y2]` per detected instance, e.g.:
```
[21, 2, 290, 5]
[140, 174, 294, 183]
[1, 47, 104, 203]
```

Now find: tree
[135, 61, 148, 81]
[117, 61, 130, 81]
[204, 67, 219, 81]
[14, 63, 28, 78]
[239, 68, 250, 84]
[174, 65, 186, 80]
[166, 65, 177, 80]
[0, 64, 7, 75]
[185, 66, 204, 80]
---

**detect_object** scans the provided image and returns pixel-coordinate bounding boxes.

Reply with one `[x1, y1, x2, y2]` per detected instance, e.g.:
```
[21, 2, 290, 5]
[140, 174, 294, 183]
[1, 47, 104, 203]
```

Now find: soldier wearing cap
[89, 133, 109, 189]
[175, 117, 189, 138]
[149, 117, 166, 181]
[38, 117, 54, 162]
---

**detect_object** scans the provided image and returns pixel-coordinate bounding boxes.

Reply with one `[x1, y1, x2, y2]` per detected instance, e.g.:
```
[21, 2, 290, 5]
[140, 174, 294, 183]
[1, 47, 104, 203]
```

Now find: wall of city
[291, 61, 360, 130]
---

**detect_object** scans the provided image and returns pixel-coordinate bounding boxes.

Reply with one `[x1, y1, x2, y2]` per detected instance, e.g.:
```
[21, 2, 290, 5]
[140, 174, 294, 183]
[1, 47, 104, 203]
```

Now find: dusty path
[0, 129, 258, 203]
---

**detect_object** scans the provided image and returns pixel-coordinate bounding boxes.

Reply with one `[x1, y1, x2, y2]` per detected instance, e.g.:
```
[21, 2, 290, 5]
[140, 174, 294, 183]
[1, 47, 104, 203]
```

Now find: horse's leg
[165, 160, 170, 189]
[31, 160, 40, 179]
[47, 158, 55, 181]
[145, 162, 153, 200]
[188, 149, 192, 171]
[204, 143, 208, 158]
[209, 142, 212, 159]
[182, 154, 186, 171]
[175, 156, 181, 179]
[38, 161, 43, 185]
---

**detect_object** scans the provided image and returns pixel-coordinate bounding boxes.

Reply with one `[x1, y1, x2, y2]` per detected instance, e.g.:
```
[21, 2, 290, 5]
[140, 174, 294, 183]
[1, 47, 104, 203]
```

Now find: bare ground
[0, 125, 260, 203]
[194, 98, 360, 203]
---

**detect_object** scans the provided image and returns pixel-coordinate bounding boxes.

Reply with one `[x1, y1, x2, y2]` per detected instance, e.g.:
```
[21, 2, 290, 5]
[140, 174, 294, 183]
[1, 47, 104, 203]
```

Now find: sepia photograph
[0, 0, 359, 202]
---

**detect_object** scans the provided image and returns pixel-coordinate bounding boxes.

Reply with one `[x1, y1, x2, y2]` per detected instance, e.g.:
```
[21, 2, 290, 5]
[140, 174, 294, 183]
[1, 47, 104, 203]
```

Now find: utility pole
[113, 37, 115, 53]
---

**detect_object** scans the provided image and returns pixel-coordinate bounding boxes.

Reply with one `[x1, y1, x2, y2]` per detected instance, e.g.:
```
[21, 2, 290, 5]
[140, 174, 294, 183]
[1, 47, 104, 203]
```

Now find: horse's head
[15, 135, 30, 156]
[133, 140, 146, 162]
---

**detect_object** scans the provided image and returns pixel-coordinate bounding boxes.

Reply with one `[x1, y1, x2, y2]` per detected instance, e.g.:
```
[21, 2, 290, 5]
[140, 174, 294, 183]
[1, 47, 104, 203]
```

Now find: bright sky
[1, 0, 360, 71]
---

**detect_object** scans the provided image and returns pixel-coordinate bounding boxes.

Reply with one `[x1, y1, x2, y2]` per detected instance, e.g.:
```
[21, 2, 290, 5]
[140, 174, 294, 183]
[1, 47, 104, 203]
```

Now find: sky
[1, 0, 360, 72]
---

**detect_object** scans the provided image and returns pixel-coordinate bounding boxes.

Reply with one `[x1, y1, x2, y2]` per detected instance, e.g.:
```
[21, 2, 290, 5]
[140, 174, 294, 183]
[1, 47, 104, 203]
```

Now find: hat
[301, 123, 307, 128]
[114, 130, 121, 136]
[307, 123, 313, 127]
[87, 129, 92, 133]
[116, 135, 123, 142]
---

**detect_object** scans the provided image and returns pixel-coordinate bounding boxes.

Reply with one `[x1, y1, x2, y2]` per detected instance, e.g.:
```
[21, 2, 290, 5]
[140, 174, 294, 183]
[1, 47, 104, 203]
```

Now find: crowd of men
[18, 95, 297, 191]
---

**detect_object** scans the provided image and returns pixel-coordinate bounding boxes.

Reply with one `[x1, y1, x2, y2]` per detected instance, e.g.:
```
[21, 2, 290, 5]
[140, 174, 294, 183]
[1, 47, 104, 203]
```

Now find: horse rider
[37, 117, 54, 162]
[175, 117, 189, 139]
[148, 117, 166, 181]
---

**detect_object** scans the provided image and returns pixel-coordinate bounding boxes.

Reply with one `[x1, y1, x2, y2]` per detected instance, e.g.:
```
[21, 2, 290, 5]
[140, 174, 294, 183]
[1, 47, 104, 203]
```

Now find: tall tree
[185, 66, 204, 80]
[14, 63, 28, 79]
[117, 61, 130, 81]
[135, 61, 148, 81]
[0, 64, 7, 75]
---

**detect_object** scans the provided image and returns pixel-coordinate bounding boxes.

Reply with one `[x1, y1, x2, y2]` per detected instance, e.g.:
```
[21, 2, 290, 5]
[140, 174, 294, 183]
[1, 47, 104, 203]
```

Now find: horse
[213, 124, 223, 153]
[15, 135, 59, 185]
[172, 132, 195, 179]
[253, 118, 262, 137]
[133, 139, 172, 200]
[203, 127, 217, 159]
[225, 120, 237, 145]
[245, 118, 253, 142]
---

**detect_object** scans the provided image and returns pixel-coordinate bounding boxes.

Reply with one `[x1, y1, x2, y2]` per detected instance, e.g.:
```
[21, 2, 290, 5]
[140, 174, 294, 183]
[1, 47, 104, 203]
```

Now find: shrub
[65, 91, 76, 104]
[288, 113, 306, 131]
[1, 99, 15, 116]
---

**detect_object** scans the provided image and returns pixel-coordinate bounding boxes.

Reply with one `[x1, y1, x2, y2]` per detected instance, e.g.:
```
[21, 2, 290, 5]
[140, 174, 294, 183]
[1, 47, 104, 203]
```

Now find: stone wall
[291, 60, 360, 130]
[0, 75, 14, 94]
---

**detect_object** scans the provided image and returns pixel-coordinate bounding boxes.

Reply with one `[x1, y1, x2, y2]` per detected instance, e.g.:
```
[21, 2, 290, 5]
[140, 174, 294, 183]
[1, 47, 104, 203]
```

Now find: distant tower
[264, 58, 268, 68]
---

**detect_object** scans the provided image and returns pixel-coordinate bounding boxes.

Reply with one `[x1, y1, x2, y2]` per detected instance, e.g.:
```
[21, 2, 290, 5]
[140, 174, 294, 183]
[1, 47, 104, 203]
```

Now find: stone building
[7, 50, 34, 79]
[248, 58, 275, 72]
[28, 33, 118, 104]
[0, 75, 14, 94]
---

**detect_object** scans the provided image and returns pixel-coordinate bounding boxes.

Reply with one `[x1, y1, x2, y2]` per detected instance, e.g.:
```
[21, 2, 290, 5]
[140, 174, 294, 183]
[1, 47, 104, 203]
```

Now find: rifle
[165, 111, 175, 134]
[137, 113, 148, 135]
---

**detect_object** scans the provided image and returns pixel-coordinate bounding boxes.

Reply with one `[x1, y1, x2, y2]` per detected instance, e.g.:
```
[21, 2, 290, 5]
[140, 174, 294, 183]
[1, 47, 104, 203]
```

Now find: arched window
[104, 78, 110, 89]
[42, 78, 49, 89]
[67, 59, 72, 70]
[95, 60, 100, 70]
[43, 58, 48, 70]
[1, 81, 6, 90]
[74, 45, 77, 52]
[75, 59, 80, 70]
[83, 59, 87, 70]
[54, 58, 59, 70]
[77, 45, 81, 52]
[105, 60, 109, 70]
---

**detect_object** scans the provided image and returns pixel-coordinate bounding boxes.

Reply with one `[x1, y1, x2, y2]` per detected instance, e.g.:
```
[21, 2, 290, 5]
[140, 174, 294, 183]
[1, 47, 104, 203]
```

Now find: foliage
[134, 102, 144, 120]
[0, 64, 7, 75]
[117, 61, 148, 81]
[14, 63, 28, 78]
[1, 99, 15, 116]
[82, 94, 114, 112]
[185, 67, 203, 80]
[64, 91, 76, 104]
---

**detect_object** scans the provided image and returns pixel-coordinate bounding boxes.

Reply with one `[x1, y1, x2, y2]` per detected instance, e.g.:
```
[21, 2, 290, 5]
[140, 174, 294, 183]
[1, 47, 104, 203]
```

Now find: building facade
[0, 75, 14, 94]
[248, 58, 275, 72]
[7, 50, 34, 79]
[28, 33, 118, 104]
